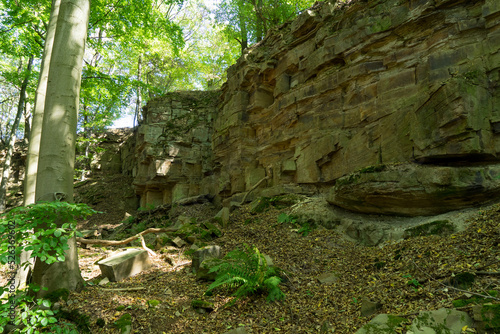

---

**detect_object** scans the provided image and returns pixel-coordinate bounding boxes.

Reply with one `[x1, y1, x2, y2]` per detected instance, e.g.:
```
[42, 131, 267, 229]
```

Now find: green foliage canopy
[213, 0, 316, 53]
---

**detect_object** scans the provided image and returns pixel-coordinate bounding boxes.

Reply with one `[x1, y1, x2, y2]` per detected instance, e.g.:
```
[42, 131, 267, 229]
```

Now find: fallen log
[76, 227, 177, 246]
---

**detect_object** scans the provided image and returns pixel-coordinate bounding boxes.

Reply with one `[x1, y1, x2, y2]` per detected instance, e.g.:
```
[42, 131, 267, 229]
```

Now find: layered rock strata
[214, 0, 500, 215]
[133, 91, 218, 207]
[134, 0, 500, 216]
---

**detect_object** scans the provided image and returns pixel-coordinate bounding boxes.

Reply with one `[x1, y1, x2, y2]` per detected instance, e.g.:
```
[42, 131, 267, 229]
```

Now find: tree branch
[0, 19, 35, 35]
[240, 167, 272, 205]
[90, 0, 124, 27]
[76, 227, 177, 246]
[410, 259, 500, 302]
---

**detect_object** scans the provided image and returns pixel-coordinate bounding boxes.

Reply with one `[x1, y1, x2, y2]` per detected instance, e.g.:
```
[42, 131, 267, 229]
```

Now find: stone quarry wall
[134, 0, 500, 216]
[134, 91, 218, 208]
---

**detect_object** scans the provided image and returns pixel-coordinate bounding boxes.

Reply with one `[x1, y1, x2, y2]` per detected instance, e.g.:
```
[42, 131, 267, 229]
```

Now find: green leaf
[54, 229, 62, 237]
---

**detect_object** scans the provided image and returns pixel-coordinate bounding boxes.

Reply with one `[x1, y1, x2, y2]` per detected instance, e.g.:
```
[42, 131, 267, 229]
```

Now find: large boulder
[328, 164, 500, 216]
[409, 308, 474, 333]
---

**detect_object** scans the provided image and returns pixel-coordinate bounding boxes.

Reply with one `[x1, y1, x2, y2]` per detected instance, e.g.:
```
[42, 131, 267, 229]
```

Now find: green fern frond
[266, 286, 286, 302]
[203, 243, 286, 305]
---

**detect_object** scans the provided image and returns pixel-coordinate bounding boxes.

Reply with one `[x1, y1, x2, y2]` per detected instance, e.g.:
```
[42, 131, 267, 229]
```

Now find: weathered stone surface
[172, 236, 187, 248]
[360, 298, 382, 318]
[473, 303, 500, 332]
[317, 272, 339, 285]
[133, 0, 500, 218]
[98, 249, 151, 282]
[355, 314, 407, 334]
[410, 308, 474, 333]
[212, 0, 500, 209]
[191, 245, 221, 274]
[133, 91, 219, 207]
[328, 164, 500, 216]
[196, 258, 220, 281]
[223, 327, 250, 334]
[215, 207, 230, 227]
[288, 196, 481, 245]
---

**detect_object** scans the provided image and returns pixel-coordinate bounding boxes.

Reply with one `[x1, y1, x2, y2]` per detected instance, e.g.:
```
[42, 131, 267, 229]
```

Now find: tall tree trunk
[24, 0, 61, 206]
[238, 9, 248, 54]
[0, 56, 34, 212]
[32, 0, 90, 298]
[134, 55, 142, 127]
[255, 0, 264, 41]
[23, 101, 31, 144]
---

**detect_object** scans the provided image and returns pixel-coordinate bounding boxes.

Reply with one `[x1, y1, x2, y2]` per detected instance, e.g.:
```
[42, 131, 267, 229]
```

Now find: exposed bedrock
[328, 164, 500, 216]
[132, 0, 500, 218]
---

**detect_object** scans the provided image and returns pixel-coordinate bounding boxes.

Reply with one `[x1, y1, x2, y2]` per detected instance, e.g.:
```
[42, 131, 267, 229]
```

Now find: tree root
[239, 167, 273, 205]
[410, 259, 500, 302]
[98, 287, 146, 292]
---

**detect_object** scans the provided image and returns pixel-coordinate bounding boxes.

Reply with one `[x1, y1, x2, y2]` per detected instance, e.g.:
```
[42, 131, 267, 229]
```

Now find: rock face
[133, 0, 500, 216]
[328, 164, 500, 216]
[133, 91, 218, 207]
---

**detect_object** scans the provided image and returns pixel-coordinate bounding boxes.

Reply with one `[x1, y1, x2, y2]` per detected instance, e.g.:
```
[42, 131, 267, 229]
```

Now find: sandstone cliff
[134, 0, 500, 217]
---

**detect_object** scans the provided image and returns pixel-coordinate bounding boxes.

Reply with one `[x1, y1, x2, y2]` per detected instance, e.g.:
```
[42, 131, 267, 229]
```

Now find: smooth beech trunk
[32, 0, 90, 297]
[24, 0, 61, 206]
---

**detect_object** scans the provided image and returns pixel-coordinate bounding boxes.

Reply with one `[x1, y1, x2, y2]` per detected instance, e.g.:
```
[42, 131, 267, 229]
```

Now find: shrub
[204, 244, 285, 305]
[0, 201, 97, 333]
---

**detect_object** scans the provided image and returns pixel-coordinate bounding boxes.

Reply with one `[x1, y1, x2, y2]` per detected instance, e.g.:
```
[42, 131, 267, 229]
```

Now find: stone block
[274, 74, 290, 97]
[282, 160, 297, 173]
[328, 164, 500, 216]
[191, 245, 221, 274]
[355, 314, 407, 334]
[245, 167, 266, 190]
[483, 0, 500, 17]
[215, 207, 230, 227]
[317, 272, 339, 285]
[145, 190, 163, 207]
[251, 88, 274, 110]
[172, 237, 187, 248]
[172, 183, 190, 202]
[98, 249, 152, 282]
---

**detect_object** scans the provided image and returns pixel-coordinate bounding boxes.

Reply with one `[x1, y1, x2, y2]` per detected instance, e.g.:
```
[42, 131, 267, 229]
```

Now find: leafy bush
[277, 213, 313, 236]
[0, 201, 97, 333]
[204, 244, 285, 305]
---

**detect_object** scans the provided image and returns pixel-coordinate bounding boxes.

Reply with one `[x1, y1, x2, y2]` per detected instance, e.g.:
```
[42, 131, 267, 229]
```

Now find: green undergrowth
[204, 244, 286, 306]
[277, 212, 315, 236]
[0, 202, 97, 333]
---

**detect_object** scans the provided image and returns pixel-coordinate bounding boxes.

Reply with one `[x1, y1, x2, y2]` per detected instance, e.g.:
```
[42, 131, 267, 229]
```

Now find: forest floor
[2, 171, 500, 333]
[69, 201, 500, 334]
[72, 173, 500, 334]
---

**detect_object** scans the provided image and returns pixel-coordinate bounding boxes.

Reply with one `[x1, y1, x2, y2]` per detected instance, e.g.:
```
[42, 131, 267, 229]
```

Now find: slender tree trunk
[134, 55, 142, 127]
[32, 0, 90, 298]
[23, 102, 31, 144]
[0, 56, 34, 212]
[24, 0, 61, 206]
[238, 10, 248, 54]
[80, 112, 90, 181]
[255, 0, 264, 41]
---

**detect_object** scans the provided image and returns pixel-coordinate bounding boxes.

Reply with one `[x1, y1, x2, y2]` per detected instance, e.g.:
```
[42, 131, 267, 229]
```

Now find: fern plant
[204, 244, 285, 305]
